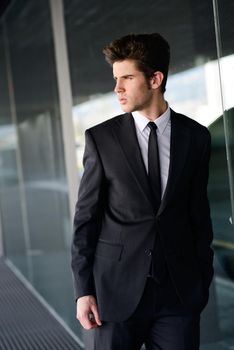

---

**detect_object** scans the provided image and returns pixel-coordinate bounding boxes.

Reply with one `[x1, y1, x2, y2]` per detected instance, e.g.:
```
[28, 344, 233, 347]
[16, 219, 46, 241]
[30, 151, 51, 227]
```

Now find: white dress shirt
[132, 105, 171, 198]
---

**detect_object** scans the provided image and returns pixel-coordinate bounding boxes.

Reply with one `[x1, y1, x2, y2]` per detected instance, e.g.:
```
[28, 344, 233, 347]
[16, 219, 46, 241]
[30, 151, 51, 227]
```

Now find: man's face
[113, 59, 154, 114]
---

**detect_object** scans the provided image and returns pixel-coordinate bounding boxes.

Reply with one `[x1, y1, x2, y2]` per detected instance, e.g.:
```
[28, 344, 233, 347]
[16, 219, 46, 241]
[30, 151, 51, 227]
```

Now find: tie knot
[148, 122, 157, 131]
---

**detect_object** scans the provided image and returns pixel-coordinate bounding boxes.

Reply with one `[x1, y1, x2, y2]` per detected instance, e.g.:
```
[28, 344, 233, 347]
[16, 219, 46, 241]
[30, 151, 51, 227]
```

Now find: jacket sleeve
[71, 129, 106, 299]
[189, 129, 214, 289]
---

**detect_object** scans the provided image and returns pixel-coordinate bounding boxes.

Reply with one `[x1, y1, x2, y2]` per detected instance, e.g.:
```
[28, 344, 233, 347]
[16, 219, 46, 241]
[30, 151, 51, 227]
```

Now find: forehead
[113, 59, 141, 76]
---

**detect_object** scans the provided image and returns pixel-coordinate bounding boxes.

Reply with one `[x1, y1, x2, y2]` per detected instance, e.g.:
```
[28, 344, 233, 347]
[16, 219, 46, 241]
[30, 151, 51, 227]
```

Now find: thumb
[90, 303, 102, 326]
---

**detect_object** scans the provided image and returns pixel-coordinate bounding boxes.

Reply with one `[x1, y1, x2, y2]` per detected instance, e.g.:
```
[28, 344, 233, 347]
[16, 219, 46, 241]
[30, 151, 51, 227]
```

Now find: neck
[139, 94, 167, 121]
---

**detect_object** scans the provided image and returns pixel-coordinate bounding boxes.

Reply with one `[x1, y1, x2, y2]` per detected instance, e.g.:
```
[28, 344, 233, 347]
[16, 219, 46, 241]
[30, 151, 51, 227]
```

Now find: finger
[79, 312, 98, 330]
[90, 304, 102, 326]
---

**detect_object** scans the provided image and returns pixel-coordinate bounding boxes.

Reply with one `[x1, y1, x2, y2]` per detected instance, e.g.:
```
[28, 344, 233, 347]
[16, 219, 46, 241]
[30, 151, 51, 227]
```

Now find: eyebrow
[113, 74, 135, 80]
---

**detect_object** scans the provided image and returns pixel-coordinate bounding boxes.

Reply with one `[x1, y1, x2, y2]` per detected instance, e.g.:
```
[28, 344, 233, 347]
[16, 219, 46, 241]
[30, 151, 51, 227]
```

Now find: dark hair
[103, 33, 170, 93]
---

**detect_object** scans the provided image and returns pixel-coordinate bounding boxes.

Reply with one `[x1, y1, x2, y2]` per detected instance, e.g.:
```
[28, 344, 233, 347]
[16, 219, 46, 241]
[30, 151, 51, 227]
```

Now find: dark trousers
[92, 276, 200, 350]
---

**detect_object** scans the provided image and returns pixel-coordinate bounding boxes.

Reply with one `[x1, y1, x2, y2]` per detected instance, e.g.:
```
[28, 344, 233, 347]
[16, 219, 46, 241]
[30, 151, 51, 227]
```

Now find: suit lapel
[112, 111, 191, 215]
[112, 114, 154, 209]
[158, 110, 191, 215]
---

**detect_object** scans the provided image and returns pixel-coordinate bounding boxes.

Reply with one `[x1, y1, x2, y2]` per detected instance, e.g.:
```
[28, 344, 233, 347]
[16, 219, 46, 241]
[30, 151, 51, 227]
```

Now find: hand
[76, 295, 102, 330]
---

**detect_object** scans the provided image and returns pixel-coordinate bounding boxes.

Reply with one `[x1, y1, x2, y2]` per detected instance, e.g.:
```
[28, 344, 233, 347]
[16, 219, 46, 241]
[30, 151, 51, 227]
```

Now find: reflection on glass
[0, 24, 28, 276]
[0, 0, 78, 339]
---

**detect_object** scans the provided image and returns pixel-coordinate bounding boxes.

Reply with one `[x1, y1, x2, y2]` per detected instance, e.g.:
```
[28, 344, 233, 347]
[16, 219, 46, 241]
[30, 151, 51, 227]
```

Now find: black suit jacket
[71, 109, 214, 322]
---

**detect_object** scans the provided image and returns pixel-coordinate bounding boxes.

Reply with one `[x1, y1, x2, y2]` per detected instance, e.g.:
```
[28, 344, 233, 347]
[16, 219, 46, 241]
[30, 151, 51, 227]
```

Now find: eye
[125, 76, 133, 80]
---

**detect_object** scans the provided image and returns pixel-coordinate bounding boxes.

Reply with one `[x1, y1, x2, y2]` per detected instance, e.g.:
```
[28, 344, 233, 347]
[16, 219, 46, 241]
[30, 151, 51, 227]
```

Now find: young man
[71, 33, 214, 349]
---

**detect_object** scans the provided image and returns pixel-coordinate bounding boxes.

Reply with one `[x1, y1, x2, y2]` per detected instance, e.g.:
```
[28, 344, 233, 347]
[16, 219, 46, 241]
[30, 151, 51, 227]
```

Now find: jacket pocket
[95, 239, 123, 261]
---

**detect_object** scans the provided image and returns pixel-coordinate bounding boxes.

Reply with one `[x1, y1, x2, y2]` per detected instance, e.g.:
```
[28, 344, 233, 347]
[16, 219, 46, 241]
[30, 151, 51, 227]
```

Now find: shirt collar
[132, 104, 171, 135]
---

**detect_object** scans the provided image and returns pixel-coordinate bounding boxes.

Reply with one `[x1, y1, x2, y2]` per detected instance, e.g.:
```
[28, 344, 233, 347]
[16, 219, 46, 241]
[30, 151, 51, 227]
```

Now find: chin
[121, 105, 134, 113]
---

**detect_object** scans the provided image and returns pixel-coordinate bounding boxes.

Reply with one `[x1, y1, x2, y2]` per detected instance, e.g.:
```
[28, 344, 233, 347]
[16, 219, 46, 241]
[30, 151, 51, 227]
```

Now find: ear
[150, 71, 164, 90]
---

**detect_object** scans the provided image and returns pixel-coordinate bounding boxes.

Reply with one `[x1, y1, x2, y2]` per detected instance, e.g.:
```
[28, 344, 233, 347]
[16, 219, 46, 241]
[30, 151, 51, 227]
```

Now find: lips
[119, 97, 127, 104]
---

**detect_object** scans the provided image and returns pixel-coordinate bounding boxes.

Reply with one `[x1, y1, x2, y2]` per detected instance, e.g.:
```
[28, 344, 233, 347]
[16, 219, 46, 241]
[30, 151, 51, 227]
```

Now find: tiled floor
[0, 259, 82, 350]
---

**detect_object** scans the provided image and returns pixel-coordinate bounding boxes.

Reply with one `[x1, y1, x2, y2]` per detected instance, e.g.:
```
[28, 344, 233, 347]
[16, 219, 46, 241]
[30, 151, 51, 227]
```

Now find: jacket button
[145, 249, 152, 256]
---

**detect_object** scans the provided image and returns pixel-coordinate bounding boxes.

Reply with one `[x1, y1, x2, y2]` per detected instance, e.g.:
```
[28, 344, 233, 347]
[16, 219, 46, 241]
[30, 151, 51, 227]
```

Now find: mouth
[119, 97, 127, 104]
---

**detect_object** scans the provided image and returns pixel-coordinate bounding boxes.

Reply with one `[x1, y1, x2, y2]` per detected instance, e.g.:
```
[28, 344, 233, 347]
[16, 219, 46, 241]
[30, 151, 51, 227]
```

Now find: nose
[114, 79, 124, 93]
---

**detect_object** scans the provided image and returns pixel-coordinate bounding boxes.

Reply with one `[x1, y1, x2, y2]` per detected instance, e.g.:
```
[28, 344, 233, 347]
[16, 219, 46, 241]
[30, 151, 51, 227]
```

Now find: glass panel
[209, 0, 234, 347]
[0, 24, 28, 275]
[65, 0, 234, 346]
[0, 0, 76, 335]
